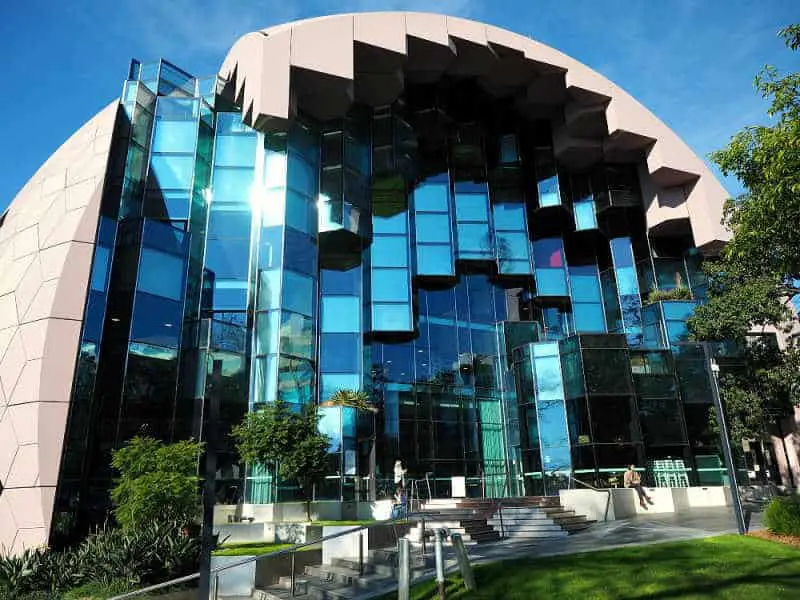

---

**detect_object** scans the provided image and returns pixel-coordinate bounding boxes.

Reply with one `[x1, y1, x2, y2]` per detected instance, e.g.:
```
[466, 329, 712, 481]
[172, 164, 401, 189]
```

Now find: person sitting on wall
[624, 464, 654, 509]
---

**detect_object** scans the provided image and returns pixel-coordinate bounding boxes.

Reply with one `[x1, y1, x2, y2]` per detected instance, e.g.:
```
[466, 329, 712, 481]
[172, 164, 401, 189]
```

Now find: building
[0, 12, 769, 554]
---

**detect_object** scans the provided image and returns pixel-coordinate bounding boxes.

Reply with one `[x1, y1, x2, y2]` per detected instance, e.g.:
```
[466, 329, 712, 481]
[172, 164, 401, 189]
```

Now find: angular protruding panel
[0, 101, 117, 556]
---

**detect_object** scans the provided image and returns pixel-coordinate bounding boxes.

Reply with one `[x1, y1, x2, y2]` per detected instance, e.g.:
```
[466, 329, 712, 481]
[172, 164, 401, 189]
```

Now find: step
[562, 521, 596, 534]
[501, 530, 569, 539]
[488, 521, 562, 532]
[304, 564, 395, 590]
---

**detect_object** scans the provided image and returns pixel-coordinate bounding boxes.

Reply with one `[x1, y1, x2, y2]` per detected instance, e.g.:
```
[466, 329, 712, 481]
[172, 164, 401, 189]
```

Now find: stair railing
[563, 471, 612, 522]
[108, 515, 423, 600]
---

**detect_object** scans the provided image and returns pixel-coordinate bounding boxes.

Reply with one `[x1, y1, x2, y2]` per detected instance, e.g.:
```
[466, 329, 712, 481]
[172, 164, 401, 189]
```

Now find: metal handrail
[564, 472, 612, 522]
[108, 515, 419, 600]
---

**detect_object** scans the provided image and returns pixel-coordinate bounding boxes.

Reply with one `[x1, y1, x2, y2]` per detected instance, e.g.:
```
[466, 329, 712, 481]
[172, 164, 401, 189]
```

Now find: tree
[687, 25, 800, 441]
[230, 400, 330, 519]
[110, 436, 204, 531]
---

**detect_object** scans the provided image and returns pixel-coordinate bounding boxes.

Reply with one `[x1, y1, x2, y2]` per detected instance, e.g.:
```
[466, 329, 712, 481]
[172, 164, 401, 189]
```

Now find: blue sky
[0, 0, 796, 212]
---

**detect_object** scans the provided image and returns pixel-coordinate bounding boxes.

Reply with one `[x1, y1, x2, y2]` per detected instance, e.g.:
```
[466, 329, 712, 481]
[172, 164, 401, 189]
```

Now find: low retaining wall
[559, 486, 734, 521]
[211, 549, 324, 596]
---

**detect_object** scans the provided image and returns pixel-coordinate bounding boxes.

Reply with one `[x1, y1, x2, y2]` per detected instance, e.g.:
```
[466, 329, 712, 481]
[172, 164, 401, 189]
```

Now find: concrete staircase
[248, 496, 594, 600]
[256, 548, 428, 600]
[418, 496, 595, 541]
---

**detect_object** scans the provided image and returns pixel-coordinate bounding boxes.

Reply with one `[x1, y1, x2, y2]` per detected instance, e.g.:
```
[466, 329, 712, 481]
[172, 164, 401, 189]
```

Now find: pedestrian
[393, 459, 406, 487]
[624, 464, 654, 509]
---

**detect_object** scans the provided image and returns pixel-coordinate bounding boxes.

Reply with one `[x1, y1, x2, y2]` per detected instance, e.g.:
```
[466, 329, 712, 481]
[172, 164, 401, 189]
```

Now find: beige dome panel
[219, 11, 730, 251]
[0, 101, 118, 555]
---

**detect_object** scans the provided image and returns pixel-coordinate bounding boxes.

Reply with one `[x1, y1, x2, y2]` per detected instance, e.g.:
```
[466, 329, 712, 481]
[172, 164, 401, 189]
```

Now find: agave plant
[0, 548, 46, 594]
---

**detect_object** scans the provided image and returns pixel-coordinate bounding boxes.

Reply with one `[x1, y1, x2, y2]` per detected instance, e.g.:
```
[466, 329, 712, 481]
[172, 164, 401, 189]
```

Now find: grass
[212, 542, 320, 557]
[311, 519, 375, 526]
[391, 535, 800, 600]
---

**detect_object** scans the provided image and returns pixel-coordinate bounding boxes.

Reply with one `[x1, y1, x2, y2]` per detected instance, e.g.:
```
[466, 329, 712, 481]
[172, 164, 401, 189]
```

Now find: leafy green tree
[687, 25, 800, 441]
[110, 436, 203, 531]
[230, 401, 330, 519]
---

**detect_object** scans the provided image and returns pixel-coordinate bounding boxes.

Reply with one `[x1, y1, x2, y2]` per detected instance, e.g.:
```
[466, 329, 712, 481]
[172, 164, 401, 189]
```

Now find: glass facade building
[43, 53, 734, 536]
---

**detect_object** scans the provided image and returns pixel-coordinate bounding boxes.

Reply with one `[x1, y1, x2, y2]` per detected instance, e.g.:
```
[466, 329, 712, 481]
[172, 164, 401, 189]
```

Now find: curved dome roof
[219, 11, 729, 251]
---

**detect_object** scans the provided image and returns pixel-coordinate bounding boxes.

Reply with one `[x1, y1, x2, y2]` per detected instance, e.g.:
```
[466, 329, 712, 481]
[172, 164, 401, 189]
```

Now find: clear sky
[0, 0, 797, 212]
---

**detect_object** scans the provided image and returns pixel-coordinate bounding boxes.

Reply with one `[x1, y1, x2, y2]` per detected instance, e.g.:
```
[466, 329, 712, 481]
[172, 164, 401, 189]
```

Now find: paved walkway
[462, 507, 763, 565]
[357, 507, 763, 599]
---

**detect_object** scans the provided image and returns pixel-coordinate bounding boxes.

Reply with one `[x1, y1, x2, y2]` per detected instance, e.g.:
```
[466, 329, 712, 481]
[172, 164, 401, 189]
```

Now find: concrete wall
[559, 486, 733, 521]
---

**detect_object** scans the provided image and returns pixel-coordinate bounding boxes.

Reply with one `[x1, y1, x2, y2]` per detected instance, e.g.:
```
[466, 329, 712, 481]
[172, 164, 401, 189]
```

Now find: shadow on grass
[409, 535, 800, 600]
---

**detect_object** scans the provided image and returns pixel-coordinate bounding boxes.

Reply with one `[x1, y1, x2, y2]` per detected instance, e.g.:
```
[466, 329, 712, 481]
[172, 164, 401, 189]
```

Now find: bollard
[398, 538, 411, 600]
[451, 534, 476, 591]
[290, 551, 296, 598]
[359, 531, 365, 576]
[434, 528, 446, 600]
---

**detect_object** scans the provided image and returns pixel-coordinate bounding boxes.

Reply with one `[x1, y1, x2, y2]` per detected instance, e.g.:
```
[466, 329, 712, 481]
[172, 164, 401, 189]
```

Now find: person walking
[624, 464, 654, 509]
[393, 459, 407, 487]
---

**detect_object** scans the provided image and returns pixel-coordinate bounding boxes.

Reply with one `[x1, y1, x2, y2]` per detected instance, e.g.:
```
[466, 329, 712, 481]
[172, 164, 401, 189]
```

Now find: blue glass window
[138, 248, 185, 300]
[414, 183, 449, 212]
[285, 191, 316, 235]
[538, 176, 560, 207]
[322, 296, 360, 333]
[574, 200, 597, 230]
[280, 312, 315, 359]
[255, 311, 280, 355]
[373, 303, 412, 331]
[320, 373, 361, 404]
[215, 135, 257, 168]
[374, 212, 407, 235]
[574, 304, 606, 333]
[497, 232, 530, 260]
[208, 208, 252, 239]
[416, 213, 451, 244]
[372, 236, 408, 267]
[130, 293, 182, 347]
[287, 157, 316, 197]
[499, 134, 518, 164]
[204, 239, 250, 279]
[492, 203, 525, 231]
[321, 267, 361, 295]
[457, 223, 491, 254]
[149, 155, 194, 190]
[259, 227, 283, 270]
[152, 121, 197, 154]
[257, 270, 281, 310]
[283, 228, 317, 275]
[216, 112, 252, 135]
[417, 244, 453, 276]
[320, 333, 360, 372]
[210, 280, 248, 310]
[282, 270, 316, 317]
[455, 194, 489, 222]
[372, 269, 409, 303]
[90, 246, 112, 292]
[569, 267, 601, 302]
[213, 168, 254, 204]
[533, 238, 565, 268]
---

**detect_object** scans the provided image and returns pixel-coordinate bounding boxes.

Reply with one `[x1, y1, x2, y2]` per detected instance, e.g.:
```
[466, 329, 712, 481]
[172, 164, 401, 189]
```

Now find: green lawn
[212, 541, 321, 556]
[396, 535, 800, 600]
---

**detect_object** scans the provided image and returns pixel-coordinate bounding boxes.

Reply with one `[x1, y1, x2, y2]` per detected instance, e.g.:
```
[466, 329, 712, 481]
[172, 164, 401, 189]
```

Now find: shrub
[764, 496, 800, 535]
[62, 578, 135, 599]
[111, 436, 204, 530]
[0, 522, 200, 596]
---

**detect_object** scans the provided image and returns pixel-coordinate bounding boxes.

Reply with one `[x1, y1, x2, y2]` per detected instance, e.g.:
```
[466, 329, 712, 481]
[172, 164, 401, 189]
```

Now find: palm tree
[320, 389, 379, 501]
[321, 389, 378, 413]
